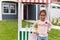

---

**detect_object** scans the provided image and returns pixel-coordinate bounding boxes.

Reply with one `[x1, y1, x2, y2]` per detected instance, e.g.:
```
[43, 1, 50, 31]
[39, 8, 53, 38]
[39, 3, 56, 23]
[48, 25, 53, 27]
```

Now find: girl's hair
[39, 10, 47, 15]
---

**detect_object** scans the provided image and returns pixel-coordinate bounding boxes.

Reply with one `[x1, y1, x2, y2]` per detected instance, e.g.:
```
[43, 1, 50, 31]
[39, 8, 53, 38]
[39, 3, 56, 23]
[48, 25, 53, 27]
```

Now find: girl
[33, 10, 52, 40]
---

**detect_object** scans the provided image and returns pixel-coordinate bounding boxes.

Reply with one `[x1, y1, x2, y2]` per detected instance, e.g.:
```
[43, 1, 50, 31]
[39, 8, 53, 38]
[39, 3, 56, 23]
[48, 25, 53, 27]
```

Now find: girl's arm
[32, 21, 37, 28]
[32, 21, 39, 35]
[47, 22, 52, 33]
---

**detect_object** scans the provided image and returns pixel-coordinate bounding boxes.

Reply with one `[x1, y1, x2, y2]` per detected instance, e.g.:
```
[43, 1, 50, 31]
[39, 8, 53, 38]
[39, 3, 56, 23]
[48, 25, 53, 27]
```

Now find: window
[57, 7, 60, 9]
[10, 4, 16, 13]
[2, 3, 16, 15]
[41, 5, 45, 7]
[52, 6, 56, 8]
[3, 4, 9, 13]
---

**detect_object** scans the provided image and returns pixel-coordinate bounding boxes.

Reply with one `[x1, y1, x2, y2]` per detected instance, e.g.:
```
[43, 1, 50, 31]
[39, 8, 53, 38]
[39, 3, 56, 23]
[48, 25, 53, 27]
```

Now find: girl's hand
[47, 30, 50, 33]
[35, 31, 39, 35]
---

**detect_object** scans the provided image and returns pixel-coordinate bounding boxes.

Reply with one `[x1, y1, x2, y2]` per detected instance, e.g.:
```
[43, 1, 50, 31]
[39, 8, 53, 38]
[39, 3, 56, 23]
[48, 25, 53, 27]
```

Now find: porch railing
[20, 28, 36, 40]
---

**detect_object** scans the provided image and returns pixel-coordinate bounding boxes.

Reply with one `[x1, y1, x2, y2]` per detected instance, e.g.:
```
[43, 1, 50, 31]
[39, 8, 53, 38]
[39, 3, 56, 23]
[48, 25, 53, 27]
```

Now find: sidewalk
[51, 25, 60, 30]
[25, 20, 60, 30]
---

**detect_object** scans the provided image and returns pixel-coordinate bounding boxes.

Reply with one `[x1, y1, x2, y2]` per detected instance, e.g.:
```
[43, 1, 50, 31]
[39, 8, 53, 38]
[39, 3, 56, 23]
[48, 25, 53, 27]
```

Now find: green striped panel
[20, 31, 33, 40]
[27, 31, 29, 40]
[23, 31, 25, 40]
[20, 31, 22, 40]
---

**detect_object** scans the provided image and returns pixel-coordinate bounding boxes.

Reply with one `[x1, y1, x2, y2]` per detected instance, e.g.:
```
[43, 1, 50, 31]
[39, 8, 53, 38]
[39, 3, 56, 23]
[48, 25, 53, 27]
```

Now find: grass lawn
[0, 20, 18, 40]
[49, 29, 60, 40]
[0, 20, 60, 40]
[22, 20, 60, 40]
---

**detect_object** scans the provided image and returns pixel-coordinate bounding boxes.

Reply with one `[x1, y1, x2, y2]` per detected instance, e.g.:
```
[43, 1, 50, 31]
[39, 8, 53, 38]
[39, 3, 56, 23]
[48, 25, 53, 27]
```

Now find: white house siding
[0, 1, 2, 21]
[48, 3, 60, 21]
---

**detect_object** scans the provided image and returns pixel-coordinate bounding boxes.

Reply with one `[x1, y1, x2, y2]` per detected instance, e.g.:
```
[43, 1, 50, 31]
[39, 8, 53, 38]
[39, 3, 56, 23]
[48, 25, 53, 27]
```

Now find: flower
[45, 22, 48, 24]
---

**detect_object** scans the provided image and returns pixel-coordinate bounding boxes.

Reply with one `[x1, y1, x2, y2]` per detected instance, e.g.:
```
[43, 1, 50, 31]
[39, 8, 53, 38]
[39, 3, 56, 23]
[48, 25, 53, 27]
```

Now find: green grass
[49, 29, 60, 40]
[0, 20, 18, 40]
[22, 20, 33, 28]
[22, 20, 37, 28]
[22, 20, 60, 40]
[0, 20, 60, 40]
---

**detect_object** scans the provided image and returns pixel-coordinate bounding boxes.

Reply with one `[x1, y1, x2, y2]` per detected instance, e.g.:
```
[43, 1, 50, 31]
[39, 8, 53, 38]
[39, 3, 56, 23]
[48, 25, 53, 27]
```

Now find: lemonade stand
[18, 0, 52, 40]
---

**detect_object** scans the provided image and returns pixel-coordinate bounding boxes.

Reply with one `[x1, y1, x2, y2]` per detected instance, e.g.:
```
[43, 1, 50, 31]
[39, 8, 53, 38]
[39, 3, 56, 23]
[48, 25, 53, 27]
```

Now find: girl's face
[40, 12, 46, 21]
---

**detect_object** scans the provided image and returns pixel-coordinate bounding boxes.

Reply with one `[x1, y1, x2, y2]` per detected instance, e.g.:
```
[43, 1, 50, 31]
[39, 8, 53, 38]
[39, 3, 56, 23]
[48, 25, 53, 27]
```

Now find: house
[48, 3, 60, 24]
[0, 0, 58, 21]
[0, 0, 18, 20]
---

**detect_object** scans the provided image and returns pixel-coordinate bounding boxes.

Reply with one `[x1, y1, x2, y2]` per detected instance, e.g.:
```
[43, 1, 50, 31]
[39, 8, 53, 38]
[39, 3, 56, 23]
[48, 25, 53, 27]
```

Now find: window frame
[2, 2, 16, 15]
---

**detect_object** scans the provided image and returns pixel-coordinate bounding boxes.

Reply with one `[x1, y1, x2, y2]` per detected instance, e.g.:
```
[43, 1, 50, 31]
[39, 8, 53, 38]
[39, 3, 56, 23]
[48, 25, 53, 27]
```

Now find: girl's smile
[40, 10, 46, 21]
